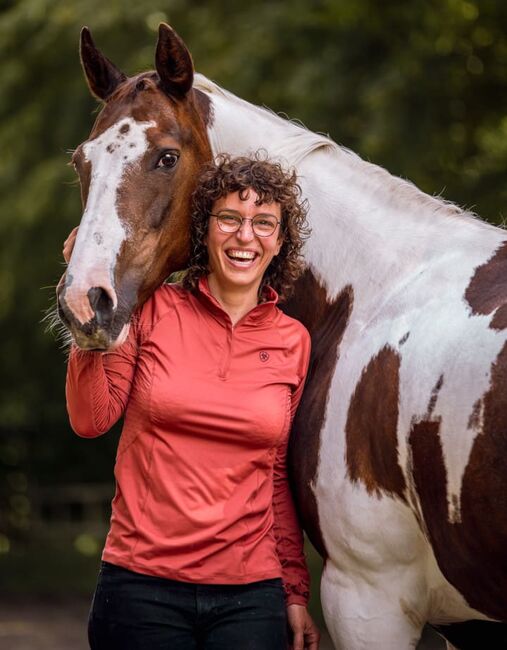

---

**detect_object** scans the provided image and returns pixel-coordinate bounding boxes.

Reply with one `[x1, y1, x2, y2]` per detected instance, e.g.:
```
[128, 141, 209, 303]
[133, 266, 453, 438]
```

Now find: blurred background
[1, 0, 506, 647]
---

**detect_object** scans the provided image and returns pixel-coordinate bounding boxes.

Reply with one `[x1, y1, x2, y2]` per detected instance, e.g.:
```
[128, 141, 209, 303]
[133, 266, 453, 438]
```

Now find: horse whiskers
[41, 294, 73, 352]
[41, 304, 62, 334]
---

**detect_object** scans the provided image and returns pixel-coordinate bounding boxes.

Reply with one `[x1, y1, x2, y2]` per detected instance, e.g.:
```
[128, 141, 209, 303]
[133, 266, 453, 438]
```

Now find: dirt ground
[0, 596, 445, 650]
[0, 597, 91, 650]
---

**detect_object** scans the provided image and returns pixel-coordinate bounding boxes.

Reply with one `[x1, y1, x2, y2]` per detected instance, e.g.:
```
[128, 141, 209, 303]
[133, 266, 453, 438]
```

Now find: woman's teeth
[226, 250, 257, 260]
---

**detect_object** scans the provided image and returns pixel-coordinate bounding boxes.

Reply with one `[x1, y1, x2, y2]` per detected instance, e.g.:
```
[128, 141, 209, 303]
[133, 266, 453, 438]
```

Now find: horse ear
[80, 27, 127, 101]
[155, 23, 194, 100]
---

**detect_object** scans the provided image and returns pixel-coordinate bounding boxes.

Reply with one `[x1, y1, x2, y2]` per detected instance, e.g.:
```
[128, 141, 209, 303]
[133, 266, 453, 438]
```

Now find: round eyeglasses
[210, 211, 280, 237]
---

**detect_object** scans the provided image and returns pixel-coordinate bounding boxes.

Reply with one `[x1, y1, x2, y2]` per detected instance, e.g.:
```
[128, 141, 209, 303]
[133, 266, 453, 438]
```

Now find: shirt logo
[259, 351, 270, 363]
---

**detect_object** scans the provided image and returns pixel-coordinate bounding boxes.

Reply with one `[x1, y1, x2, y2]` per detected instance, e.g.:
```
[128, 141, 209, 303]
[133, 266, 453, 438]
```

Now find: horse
[57, 24, 507, 650]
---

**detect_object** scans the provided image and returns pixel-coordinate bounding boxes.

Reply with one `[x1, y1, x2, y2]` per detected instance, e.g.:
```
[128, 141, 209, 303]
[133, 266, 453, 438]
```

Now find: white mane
[194, 73, 490, 229]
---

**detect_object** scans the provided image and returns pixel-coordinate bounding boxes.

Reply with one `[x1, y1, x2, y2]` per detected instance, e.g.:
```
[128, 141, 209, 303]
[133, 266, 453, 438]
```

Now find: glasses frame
[209, 211, 281, 238]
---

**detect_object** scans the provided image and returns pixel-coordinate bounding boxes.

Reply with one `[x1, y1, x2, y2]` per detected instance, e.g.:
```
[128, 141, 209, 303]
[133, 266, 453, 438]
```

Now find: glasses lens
[252, 215, 278, 236]
[217, 213, 242, 232]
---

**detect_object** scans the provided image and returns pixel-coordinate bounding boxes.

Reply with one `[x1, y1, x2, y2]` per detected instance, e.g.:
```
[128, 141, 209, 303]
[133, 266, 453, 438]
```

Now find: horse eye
[157, 151, 180, 169]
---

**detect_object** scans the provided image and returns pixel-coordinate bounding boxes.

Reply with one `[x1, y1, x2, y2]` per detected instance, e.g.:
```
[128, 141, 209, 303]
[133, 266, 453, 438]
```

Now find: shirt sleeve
[272, 326, 312, 606]
[65, 318, 142, 437]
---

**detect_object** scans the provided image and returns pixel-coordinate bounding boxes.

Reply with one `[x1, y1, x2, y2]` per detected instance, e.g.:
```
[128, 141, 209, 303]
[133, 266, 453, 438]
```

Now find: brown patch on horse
[427, 374, 444, 418]
[465, 240, 507, 330]
[410, 342, 507, 620]
[491, 304, 507, 330]
[345, 346, 407, 501]
[467, 398, 483, 431]
[398, 331, 410, 346]
[283, 270, 353, 558]
[192, 88, 214, 127]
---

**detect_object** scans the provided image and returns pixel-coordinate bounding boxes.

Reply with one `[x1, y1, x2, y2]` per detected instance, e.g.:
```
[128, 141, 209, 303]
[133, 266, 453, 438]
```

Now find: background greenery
[0, 0, 506, 614]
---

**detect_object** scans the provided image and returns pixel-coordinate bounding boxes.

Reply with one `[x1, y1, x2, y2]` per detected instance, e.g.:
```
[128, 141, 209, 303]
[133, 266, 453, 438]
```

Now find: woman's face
[206, 189, 283, 294]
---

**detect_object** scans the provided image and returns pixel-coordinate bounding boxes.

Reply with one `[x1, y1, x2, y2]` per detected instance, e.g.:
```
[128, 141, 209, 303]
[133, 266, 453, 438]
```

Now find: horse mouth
[57, 297, 131, 351]
[71, 322, 130, 351]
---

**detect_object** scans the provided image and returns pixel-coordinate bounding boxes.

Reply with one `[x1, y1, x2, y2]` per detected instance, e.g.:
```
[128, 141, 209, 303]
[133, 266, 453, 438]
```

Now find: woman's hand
[63, 226, 79, 263]
[287, 604, 320, 650]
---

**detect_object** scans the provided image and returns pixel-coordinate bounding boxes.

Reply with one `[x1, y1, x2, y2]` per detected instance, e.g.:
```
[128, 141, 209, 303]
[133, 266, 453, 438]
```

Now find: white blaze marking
[65, 117, 155, 325]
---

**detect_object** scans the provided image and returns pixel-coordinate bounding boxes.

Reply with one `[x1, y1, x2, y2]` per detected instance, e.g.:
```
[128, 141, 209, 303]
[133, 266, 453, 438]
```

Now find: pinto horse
[57, 24, 507, 650]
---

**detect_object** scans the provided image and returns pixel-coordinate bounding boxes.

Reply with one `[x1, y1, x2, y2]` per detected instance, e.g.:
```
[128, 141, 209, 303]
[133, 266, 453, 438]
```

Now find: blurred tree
[0, 0, 506, 532]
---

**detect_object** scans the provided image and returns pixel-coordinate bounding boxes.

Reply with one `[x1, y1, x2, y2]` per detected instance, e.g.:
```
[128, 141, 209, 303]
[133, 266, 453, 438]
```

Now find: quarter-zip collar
[196, 275, 279, 327]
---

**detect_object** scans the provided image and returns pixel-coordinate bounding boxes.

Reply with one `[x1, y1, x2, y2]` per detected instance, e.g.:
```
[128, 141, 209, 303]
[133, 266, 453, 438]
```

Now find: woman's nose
[236, 219, 255, 241]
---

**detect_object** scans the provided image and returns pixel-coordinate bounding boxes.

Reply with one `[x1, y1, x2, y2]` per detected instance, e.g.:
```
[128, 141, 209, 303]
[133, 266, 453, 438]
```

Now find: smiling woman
[65, 153, 319, 649]
[184, 153, 310, 308]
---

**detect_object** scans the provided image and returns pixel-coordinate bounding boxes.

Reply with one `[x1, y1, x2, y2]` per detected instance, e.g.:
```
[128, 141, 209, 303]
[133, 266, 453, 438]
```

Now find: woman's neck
[207, 274, 260, 326]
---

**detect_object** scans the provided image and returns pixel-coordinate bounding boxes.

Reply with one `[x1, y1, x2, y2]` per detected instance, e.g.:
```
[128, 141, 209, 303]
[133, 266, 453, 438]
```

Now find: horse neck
[200, 78, 503, 300]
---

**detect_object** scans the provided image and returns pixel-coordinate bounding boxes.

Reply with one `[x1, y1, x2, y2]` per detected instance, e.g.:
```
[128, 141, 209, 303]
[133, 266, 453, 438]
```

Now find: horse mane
[193, 73, 493, 230]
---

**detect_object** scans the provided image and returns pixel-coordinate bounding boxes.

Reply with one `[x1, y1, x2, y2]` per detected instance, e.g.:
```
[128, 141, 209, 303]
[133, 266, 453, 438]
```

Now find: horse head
[57, 24, 211, 350]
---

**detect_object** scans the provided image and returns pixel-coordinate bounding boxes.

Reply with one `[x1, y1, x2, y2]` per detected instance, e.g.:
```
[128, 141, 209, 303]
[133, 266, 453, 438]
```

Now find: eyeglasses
[210, 210, 281, 237]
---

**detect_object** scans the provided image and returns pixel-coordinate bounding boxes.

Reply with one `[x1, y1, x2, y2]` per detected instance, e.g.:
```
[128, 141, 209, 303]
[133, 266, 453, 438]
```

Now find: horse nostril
[88, 286, 114, 328]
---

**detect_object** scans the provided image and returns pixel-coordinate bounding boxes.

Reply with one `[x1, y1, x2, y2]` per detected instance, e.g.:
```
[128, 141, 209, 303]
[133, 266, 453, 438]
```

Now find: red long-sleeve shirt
[66, 276, 311, 605]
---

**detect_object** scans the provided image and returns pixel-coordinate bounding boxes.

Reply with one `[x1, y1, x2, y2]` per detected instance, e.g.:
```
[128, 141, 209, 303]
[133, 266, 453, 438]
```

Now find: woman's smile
[224, 247, 259, 266]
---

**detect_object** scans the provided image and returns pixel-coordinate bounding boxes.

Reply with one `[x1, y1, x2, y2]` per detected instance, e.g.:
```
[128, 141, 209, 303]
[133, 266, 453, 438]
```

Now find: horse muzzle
[57, 274, 130, 351]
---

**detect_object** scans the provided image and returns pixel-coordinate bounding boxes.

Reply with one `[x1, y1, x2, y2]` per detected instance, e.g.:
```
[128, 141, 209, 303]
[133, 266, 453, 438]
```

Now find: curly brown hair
[183, 152, 310, 302]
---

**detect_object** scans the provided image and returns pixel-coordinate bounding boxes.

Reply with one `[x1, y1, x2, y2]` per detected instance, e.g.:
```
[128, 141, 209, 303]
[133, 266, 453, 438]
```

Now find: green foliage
[0, 0, 506, 496]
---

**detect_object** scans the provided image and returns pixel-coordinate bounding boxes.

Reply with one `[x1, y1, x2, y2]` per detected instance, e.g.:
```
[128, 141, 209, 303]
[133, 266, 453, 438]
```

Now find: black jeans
[88, 562, 288, 649]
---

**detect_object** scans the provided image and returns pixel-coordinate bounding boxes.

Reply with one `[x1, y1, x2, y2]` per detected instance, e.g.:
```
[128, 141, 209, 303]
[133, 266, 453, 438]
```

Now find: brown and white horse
[58, 24, 507, 650]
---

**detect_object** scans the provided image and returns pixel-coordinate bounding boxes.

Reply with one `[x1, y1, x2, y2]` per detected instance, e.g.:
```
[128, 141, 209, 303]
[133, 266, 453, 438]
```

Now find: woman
[65, 154, 320, 650]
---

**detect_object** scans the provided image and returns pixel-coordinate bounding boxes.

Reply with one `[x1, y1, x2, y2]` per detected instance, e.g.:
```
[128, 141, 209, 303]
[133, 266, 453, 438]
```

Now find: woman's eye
[157, 152, 180, 169]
